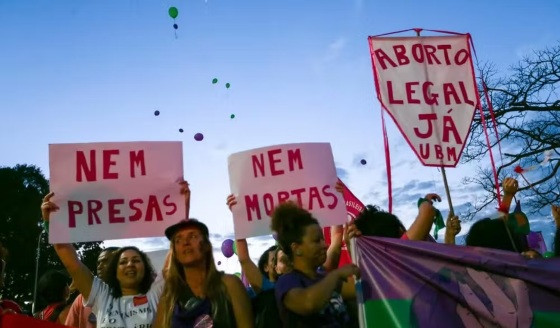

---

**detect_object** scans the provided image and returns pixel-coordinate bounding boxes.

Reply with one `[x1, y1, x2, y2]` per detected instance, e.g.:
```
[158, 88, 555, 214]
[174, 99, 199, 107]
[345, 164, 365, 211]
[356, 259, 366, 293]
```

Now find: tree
[0, 164, 103, 314]
[462, 43, 560, 219]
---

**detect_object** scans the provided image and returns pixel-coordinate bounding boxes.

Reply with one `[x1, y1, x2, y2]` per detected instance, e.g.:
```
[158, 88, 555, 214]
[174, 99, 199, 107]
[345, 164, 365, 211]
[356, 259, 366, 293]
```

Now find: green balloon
[225, 83, 231, 89]
[168, 7, 178, 19]
[212, 78, 218, 84]
[233, 241, 238, 255]
[234, 272, 241, 278]
[543, 251, 554, 258]
[230, 114, 235, 119]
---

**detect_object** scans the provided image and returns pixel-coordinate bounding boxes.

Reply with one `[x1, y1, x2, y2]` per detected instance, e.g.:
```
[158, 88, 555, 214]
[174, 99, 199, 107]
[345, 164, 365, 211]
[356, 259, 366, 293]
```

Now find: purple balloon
[360, 159, 367, 165]
[217, 261, 221, 265]
[221, 239, 234, 258]
[194, 132, 204, 141]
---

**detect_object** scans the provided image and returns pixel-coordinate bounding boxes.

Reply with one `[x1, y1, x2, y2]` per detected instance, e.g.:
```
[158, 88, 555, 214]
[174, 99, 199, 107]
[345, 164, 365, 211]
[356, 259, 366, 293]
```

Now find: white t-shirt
[85, 276, 164, 328]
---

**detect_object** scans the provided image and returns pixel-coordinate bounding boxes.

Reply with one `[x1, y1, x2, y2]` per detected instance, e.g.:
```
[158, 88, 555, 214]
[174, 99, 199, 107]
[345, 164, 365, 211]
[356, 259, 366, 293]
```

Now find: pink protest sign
[369, 35, 479, 167]
[228, 143, 346, 239]
[48, 141, 185, 243]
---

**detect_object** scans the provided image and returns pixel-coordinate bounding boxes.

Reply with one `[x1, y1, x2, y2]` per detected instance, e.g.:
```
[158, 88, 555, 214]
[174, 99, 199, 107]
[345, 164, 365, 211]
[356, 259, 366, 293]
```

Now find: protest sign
[369, 35, 478, 167]
[48, 141, 184, 243]
[228, 143, 346, 239]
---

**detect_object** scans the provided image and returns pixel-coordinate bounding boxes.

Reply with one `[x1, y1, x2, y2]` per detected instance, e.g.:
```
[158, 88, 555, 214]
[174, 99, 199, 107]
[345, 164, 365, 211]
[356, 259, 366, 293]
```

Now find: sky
[1, 0, 559, 273]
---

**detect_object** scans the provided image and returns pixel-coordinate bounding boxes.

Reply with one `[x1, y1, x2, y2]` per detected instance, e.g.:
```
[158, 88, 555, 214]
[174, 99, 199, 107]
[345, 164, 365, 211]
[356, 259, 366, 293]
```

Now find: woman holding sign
[271, 201, 359, 328]
[41, 181, 190, 328]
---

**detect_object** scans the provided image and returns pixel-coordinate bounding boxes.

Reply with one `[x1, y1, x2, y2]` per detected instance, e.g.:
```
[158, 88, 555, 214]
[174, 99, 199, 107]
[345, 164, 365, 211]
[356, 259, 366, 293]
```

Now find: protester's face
[275, 250, 292, 275]
[116, 250, 145, 290]
[173, 227, 206, 266]
[265, 251, 277, 280]
[297, 224, 327, 267]
[97, 250, 113, 280]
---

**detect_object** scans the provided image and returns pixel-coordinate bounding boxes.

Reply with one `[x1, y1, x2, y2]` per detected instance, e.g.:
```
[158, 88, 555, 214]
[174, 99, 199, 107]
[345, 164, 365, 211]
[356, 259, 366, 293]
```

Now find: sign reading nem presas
[48, 141, 185, 243]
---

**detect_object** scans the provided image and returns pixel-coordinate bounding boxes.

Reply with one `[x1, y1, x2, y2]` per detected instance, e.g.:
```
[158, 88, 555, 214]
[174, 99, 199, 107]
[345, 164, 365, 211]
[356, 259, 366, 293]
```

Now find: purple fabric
[527, 231, 547, 254]
[356, 236, 560, 327]
[275, 270, 349, 328]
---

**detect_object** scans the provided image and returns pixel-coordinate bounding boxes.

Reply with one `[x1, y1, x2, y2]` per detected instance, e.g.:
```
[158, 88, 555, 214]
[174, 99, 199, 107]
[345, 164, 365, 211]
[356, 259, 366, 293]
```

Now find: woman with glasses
[154, 219, 254, 327]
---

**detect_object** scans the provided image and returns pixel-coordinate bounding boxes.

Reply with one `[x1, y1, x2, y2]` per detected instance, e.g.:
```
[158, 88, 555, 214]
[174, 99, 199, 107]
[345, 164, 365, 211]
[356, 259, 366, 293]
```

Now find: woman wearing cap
[41, 181, 190, 327]
[154, 219, 254, 327]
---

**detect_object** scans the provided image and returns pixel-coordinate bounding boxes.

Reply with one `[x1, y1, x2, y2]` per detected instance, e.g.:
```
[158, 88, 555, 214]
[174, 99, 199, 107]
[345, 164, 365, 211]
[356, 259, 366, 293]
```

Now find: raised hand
[226, 194, 237, 211]
[41, 192, 59, 221]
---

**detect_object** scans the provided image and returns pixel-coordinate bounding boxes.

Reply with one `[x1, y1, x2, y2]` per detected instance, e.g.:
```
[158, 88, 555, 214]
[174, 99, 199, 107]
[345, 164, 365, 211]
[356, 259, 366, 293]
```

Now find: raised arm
[323, 225, 342, 272]
[42, 192, 94, 300]
[500, 178, 518, 214]
[444, 214, 461, 245]
[282, 264, 359, 315]
[406, 193, 440, 240]
[227, 194, 264, 291]
[179, 180, 190, 218]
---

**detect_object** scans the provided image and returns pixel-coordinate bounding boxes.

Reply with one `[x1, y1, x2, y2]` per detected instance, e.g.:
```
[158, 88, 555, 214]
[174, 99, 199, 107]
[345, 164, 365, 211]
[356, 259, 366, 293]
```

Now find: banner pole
[440, 166, 454, 216]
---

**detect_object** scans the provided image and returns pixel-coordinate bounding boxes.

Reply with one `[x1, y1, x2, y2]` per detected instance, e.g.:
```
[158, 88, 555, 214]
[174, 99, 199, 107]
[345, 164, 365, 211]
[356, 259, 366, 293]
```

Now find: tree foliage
[462, 43, 560, 218]
[0, 164, 103, 313]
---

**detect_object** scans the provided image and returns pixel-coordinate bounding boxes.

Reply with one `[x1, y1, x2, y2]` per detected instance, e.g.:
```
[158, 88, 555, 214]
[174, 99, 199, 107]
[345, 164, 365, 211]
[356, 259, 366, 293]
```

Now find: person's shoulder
[221, 273, 243, 288]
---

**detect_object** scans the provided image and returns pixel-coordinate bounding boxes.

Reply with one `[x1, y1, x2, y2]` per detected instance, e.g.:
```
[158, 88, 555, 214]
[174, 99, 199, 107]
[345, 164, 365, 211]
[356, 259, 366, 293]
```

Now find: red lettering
[245, 194, 261, 221]
[263, 193, 274, 216]
[411, 44, 424, 63]
[68, 201, 83, 228]
[443, 83, 461, 105]
[419, 144, 430, 159]
[290, 188, 306, 207]
[424, 45, 441, 65]
[414, 113, 437, 138]
[287, 148, 303, 171]
[435, 145, 444, 159]
[252, 154, 265, 178]
[405, 82, 421, 104]
[129, 150, 146, 178]
[163, 195, 177, 215]
[442, 115, 462, 144]
[87, 200, 102, 225]
[322, 185, 338, 209]
[108, 199, 125, 223]
[437, 44, 452, 65]
[387, 81, 404, 104]
[129, 199, 143, 221]
[454, 49, 469, 65]
[76, 150, 96, 182]
[459, 81, 475, 106]
[422, 82, 439, 105]
[393, 45, 410, 65]
[308, 187, 325, 210]
[447, 147, 458, 162]
[277, 191, 290, 203]
[374, 48, 397, 70]
[268, 149, 284, 176]
[103, 149, 119, 180]
[145, 195, 163, 221]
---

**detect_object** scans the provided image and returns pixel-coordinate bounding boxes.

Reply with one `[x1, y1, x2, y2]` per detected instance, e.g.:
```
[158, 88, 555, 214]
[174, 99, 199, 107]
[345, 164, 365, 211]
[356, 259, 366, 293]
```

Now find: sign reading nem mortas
[369, 35, 479, 167]
[48, 141, 185, 243]
[228, 143, 346, 239]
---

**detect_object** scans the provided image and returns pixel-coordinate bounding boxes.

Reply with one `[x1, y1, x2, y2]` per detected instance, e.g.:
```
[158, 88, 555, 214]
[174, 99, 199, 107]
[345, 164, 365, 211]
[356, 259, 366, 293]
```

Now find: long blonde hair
[158, 231, 227, 327]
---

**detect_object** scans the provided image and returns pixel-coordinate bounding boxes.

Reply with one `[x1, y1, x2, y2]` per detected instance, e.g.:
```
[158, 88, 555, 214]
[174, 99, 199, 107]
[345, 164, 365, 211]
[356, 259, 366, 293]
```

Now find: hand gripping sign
[228, 142, 346, 239]
[48, 141, 185, 243]
[369, 35, 479, 167]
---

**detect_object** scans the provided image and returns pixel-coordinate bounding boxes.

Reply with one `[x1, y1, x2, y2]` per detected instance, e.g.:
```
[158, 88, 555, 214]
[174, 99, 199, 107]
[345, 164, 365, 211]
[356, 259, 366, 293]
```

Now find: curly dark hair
[354, 205, 406, 238]
[257, 245, 278, 277]
[270, 201, 318, 260]
[104, 246, 156, 298]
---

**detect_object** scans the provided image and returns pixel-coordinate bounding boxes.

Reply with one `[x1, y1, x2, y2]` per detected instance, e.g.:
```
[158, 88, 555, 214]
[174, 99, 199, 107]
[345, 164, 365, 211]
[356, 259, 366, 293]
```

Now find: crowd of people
[0, 177, 559, 327]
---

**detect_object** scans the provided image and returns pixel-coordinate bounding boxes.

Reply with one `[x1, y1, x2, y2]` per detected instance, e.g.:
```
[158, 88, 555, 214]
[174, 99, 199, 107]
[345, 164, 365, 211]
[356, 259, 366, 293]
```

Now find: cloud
[313, 37, 347, 71]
